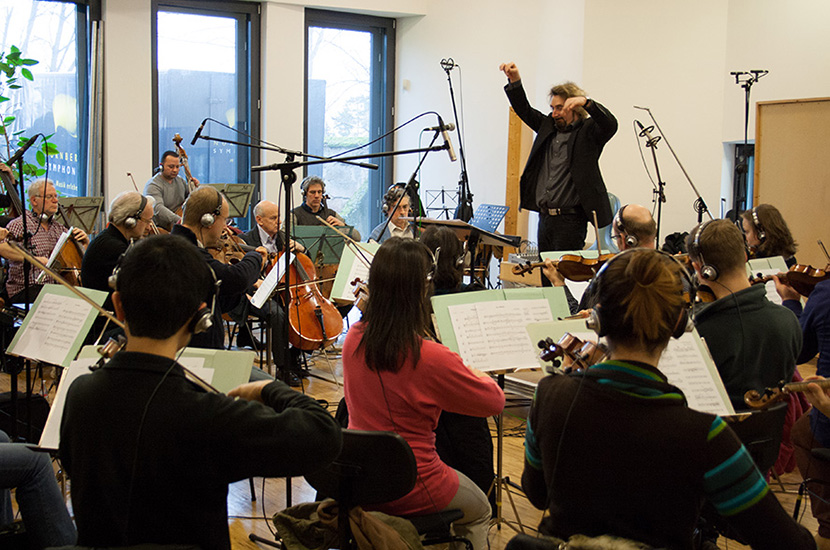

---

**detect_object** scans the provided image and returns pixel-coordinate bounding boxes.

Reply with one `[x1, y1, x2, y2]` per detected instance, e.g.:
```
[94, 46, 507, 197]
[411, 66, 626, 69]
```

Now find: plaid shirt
[6, 210, 69, 298]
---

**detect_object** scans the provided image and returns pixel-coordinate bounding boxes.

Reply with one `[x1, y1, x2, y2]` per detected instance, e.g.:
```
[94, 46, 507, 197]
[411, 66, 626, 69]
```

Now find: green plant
[0, 45, 59, 181]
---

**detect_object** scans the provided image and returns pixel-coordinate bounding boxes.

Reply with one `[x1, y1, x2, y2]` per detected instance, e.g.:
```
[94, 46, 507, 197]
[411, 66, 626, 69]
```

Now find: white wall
[99, 0, 830, 245]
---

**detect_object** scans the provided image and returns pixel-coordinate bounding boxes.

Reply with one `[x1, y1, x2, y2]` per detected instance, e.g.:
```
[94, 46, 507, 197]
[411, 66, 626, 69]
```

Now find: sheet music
[448, 299, 553, 371]
[38, 356, 97, 450]
[250, 252, 294, 309]
[751, 267, 784, 305]
[10, 292, 94, 365]
[178, 356, 212, 384]
[658, 334, 734, 416]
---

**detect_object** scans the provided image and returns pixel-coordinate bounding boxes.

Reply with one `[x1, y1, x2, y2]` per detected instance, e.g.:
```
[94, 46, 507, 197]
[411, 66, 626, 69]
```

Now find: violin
[537, 332, 609, 373]
[172, 133, 199, 193]
[512, 253, 616, 283]
[351, 277, 369, 313]
[749, 264, 830, 298]
[744, 378, 830, 410]
[269, 251, 343, 351]
[208, 226, 249, 264]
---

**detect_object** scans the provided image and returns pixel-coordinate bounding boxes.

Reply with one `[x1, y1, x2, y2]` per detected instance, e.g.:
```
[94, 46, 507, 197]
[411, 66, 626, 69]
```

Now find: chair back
[305, 429, 417, 508]
[726, 401, 788, 474]
[587, 192, 621, 253]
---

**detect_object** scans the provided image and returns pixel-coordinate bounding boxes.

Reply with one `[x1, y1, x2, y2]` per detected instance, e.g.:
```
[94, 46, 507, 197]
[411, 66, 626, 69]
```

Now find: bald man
[241, 200, 304, 255]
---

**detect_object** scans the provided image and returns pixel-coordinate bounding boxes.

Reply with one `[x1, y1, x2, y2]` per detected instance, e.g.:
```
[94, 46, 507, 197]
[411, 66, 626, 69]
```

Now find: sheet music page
[9, 291, 95, 365]
[449, 299, 553, 371]
[38, 356, 97, 450]
[658, 334, 734, 416]
[250, 252, 294, 309]
[178, 356, 212, 384]
[345, 257, 371, 292]
[751, 267, 784, 305]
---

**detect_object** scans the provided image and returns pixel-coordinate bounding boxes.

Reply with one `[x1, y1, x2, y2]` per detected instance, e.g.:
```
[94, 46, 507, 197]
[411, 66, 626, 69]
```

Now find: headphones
[300, 176, 325, 197]
[751, 207, 766, 243]
[585, 248, 695, 340]
[613, 205, 638, 249]
[690, 219, 719, 281]
[37, 211, 53, 224]
[382, 183, 407, 214]
[109, 247, 219, 336]
[200, 188, 223, 228]
[124, 195, 148, 229]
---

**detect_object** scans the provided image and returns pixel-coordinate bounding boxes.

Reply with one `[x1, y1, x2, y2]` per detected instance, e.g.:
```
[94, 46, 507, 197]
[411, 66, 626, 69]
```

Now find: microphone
[440, 58, 457, 71]
[438, 116, 457, 162]
[4, 135, 39, 166]
[191, 118, 207, 145]
[635, 120, 661, 148]
[424, 122, 455, 132]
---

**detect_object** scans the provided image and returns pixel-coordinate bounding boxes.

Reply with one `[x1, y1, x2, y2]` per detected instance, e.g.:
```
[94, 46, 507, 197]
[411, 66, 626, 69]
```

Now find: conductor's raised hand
[562, 96, 588, 117]
[499, 62, 521, 83]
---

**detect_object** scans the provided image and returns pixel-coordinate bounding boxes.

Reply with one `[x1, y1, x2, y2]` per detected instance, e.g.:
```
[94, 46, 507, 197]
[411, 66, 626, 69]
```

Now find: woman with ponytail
[518, 249, 814, 549]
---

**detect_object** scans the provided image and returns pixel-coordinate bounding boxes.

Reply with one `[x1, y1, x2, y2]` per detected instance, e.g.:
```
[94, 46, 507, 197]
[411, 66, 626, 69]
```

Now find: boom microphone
[191, 119, 207, 146]
[438, 116, 457, 162]
[4, 135, 39, 166]
[424, 122, 456, 132]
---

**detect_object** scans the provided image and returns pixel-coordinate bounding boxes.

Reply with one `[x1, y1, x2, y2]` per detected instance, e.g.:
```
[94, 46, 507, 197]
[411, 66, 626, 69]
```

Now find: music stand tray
[205, 183, 255, 218]
[58, 197, 104, 235]
[292, 225, 349, 264]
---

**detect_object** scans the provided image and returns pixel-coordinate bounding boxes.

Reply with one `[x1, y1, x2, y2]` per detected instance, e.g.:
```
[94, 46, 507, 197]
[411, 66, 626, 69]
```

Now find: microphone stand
[441, 60, 473, 221]
[729, 69, 768, 219]
[635, 106, 713, 227]
[638, 125, 666, 246]
[11, 153, 33, 441]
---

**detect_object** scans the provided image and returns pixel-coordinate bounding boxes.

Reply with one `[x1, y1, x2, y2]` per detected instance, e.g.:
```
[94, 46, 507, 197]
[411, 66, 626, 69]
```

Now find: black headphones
[690, 219, 719, 281]
[300, 176, 325, 197]
[585, 248, 695, 340]
[613, 204, 638, 249]
[751, 207, 766, 243]
[200, 188, 223, 228]
[109, 247, 219, 336]
[124, 195, 148, 229]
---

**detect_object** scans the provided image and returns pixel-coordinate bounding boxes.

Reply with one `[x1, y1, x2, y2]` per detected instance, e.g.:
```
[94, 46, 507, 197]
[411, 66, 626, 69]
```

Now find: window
[0, 0, 88, 198]
[305, 9, 395, 240]
[152, 0, 260, 229]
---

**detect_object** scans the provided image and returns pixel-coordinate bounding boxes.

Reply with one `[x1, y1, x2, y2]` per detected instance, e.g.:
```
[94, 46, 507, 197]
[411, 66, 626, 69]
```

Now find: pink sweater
[343, 322, 505, 515]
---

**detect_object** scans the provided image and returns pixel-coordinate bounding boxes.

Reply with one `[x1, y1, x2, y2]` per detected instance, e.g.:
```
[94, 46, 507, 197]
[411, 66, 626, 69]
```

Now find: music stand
[470, 203, 509, 233]
[205, 183, 255, 218]
[292, 225, 347, 265]
[58, 197, 104, 235]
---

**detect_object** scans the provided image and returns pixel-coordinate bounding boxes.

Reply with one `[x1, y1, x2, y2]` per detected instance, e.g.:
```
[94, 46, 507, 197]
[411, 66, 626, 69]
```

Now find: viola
[269, 251, 343, 351]
[512, 253, 615, 283]
[351, 277, 369, 313]
[744, 378, 830, 410]
[172, 133, 199, 193]
[537, 332, 608, 373]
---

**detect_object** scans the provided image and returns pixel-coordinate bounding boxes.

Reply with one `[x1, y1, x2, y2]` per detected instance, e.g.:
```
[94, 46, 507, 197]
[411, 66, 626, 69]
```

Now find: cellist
[0, 166, 89, 303]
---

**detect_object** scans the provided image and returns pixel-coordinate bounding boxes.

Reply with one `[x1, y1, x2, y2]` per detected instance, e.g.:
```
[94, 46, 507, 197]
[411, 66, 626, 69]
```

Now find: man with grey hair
[0, 175, 88, 303]
[81, 191, 155, 330]
[499, 62, 617, 252]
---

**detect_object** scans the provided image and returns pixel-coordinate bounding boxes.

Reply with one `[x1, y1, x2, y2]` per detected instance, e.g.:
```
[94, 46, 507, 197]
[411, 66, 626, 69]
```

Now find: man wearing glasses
[500, 62, 617, 252]
[0, 171, 89, 303]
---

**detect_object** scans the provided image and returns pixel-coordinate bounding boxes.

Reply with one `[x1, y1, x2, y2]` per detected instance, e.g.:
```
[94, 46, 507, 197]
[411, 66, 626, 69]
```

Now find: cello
[270, 251, 343, 351]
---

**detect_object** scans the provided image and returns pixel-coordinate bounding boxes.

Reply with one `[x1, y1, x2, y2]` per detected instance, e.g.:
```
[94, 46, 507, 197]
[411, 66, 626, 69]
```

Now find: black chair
[726, 401, 789, 475]
[304, 429, 472, 550]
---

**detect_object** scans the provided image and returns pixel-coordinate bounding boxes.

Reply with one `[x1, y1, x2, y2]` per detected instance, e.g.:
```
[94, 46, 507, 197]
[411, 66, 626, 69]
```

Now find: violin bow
[313, 215, 375, 270]
[126, 172, 162, 235]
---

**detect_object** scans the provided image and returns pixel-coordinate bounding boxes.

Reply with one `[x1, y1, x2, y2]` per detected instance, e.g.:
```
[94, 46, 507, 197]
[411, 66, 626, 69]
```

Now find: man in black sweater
[60, 234, 342, 550]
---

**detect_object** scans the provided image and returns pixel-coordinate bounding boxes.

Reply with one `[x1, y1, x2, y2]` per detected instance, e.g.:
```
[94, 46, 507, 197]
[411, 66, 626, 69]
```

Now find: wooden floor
[1, 350, 820, 550]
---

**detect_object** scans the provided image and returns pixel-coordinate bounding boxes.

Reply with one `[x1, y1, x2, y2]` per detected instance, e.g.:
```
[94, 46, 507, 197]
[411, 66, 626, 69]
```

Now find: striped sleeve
[524, 389, 543, 470]
[702, 417, 770, 516]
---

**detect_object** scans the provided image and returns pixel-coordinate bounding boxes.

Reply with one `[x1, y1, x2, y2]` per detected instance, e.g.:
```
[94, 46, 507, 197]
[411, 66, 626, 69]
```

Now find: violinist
[290, 176, 361, 241]
[686, 219, 801, 411]
[776, 276, 830, 548]
[238, 200, 305, 386]
[80, 191, 155, 341]
[60, 235, 342, 550]
[741, 203, 798, 267]
[144, 151, 198, 230]
[368, 183, 415, 243]
[170, 186, 266, 352]
[545, 204, 656, 314]
[0, 176, 89, 304]
[520, 248, 814, 549]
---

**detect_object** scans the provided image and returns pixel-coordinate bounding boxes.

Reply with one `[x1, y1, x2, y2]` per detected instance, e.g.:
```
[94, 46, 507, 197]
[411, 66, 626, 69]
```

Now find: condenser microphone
[438, 116, 457, 162]
[191, 119, 207, 145]
[4, 135, 39, 166]
[424, 122, 455, 132]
